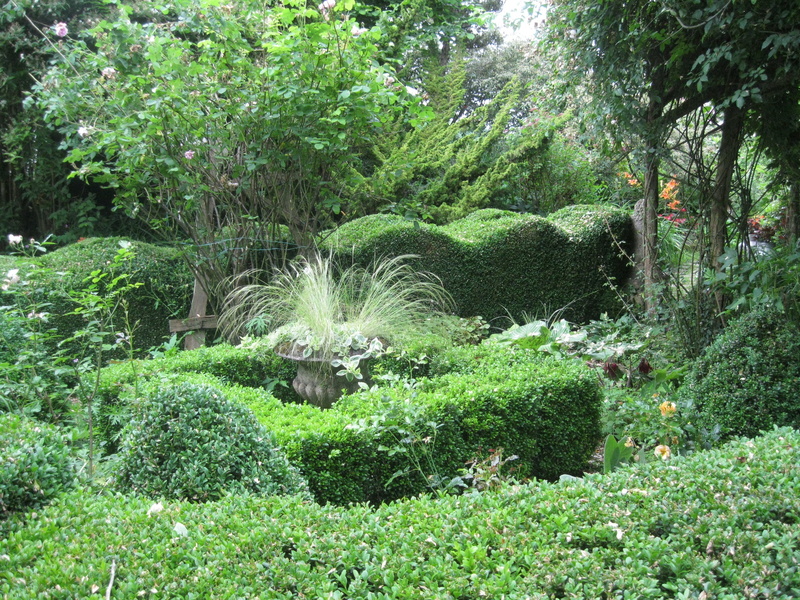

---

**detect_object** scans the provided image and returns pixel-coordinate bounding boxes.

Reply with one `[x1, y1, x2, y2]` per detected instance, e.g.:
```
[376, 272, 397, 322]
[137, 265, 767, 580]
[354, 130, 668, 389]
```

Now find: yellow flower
[659, 400, 677, 418]
[654, 445, 671, 460]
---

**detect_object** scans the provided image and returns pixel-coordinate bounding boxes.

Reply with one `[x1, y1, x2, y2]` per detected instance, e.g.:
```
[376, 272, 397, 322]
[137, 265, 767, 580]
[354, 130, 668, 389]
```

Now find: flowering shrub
[747, 214, 777, 242]
[0, 237, 71, 420]
[601, 387, 717, 464]
[33, 0, 425, 306]
[658, 179, 688, 225]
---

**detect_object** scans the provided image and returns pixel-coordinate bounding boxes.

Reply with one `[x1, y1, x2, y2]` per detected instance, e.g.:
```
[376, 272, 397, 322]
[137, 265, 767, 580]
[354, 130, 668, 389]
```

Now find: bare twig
[106, 559, 116, 600]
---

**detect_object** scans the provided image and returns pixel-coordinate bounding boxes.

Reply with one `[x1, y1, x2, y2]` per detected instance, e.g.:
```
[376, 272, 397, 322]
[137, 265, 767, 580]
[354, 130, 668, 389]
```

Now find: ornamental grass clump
[220, 254, 455, 362]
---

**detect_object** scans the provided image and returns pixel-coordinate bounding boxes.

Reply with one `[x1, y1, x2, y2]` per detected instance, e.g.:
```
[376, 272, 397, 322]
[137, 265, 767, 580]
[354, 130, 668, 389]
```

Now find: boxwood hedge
[93, 341, 300, 454]
[1, 427, 798, 598]
[679, 305, 800, 440]
[116, 382, 310, 502]
[323, 205, 633, 325]
[94, 343, 601, 505]
[278, 345, 601, 505]
[0, 413, 75, 519]
[18, 237, 193, 355]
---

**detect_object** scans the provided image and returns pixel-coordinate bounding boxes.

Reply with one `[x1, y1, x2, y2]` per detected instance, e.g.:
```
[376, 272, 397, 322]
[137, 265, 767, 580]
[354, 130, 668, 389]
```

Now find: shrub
[0, 414, 75, 519]
[94, 342, 600, 506]
[116, 382, 309, 502]
[2, 428, 799, 598]
[680, 305, 800, 439]
[323, 205, 633, 325]
[32, 237, 193, 355]
[94, 341, 299, 454]
[267, 344, 602, 504]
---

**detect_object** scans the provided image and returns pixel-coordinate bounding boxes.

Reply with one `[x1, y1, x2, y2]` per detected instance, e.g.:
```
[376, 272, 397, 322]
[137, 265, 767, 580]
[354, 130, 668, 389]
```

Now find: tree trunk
[709, 105, 744, 270]
[786, 181, 800, 245]
[640, 71, 666, 314]
[642, 150, 661, 313]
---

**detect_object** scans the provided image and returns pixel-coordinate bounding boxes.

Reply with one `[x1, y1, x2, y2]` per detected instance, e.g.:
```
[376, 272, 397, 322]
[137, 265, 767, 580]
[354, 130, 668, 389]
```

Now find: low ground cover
[2, 427, 798, 598]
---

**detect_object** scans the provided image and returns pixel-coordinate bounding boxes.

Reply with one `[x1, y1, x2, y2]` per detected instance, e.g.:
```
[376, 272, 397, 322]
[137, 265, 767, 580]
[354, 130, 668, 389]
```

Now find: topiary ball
[117, 382, 310, 502]
[0, 413, 75, 519]
[680, 306, 800, 439]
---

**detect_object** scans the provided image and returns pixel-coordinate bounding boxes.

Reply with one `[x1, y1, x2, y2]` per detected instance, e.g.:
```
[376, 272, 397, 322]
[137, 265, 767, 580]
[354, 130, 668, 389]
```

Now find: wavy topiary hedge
[323, 205, 633, 325]
[41, 238, 194, 350]
[2, 428, 798, 598]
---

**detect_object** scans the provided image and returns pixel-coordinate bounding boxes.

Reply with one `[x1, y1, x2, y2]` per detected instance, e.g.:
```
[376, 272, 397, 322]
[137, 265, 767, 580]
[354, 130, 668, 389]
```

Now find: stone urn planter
[276, 345, 373, 409]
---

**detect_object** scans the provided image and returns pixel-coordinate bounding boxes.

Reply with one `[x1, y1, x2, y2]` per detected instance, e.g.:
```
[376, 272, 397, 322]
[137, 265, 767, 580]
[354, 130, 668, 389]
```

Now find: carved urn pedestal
[276, 348, 372, 409]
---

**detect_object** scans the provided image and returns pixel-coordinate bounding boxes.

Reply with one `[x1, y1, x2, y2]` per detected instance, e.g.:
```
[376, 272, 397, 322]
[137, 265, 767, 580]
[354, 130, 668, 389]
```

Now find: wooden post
[169, 278, 218, 350]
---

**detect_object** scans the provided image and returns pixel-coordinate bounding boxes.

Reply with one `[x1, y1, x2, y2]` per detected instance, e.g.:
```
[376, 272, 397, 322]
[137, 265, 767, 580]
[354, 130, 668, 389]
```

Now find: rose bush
[33, 0, 427, 311]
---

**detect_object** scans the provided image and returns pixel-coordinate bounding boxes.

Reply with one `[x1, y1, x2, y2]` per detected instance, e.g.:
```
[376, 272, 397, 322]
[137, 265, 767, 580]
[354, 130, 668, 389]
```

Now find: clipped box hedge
[94, 341, 300, 454]
[322, 205, 633, 325]
[680, 305, 800, 440]
[273, 345, 601, 505]
[5, 237, 193, 355]
[2, 428, 798, 598]
[0, 414, 76, 519]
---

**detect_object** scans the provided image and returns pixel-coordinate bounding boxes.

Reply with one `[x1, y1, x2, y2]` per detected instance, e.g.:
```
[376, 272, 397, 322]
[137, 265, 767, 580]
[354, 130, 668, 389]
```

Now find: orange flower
[659, 401, 677, 417]
[619, 172, 640, 187]
[660, 178, 679, 200]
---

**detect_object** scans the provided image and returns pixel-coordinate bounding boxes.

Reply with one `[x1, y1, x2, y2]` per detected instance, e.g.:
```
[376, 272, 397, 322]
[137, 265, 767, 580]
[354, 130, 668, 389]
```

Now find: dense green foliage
[19, 237, 192, 354]
[94, 342, 600, 505]
[324, 205, 633, 324]
[0, 311, 26, 365]
[680, 306, 800, 440]
[280, 346, 600, 504]
[1, 428, 798, 597]
[116, 382, 309, 502]
[0, 413, 75, 519]
[360, 65, 596, 222]
[95, 341, 299, 453]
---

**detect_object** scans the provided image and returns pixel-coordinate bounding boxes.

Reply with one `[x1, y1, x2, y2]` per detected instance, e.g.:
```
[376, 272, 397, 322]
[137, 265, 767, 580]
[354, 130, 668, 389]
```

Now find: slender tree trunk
[642, 150, 661, 313]
[786, 181, 800, 245]
[708, 105, 744, 320]
[641, 74, 665, 314]
[709, 105, 744, 270]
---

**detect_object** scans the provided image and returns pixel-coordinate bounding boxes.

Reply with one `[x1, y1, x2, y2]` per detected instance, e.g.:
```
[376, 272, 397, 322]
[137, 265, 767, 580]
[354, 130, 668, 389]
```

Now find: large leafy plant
[33, 0, 424, 309]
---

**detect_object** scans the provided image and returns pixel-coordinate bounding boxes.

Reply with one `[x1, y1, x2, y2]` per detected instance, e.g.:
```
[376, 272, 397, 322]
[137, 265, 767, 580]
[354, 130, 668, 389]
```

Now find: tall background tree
[546, 0, 800, 314]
